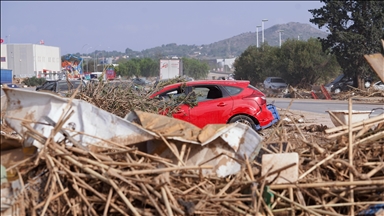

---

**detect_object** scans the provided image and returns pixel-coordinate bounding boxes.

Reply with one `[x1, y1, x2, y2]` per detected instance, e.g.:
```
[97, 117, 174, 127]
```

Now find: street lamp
[101, 52, 105, 71]
[86, 47, 92, 73]
[278, 30, 284, 48]
[261, 19, 268, 45]
[95, 45, 102, 71]
[256, 25, 261, 48]
[81, 44, 88, 56]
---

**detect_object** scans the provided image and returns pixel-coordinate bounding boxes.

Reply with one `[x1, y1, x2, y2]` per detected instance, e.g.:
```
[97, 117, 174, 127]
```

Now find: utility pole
[262, 19, 268, 45]
[278, 30, 284, 48]
[256, 25, 261, 48]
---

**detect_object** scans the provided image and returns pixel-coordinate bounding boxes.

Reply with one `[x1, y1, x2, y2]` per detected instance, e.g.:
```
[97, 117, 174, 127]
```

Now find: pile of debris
[73, 77, 197, 118]
[260, 84, 384, 101]
[1, 87, 383, 216]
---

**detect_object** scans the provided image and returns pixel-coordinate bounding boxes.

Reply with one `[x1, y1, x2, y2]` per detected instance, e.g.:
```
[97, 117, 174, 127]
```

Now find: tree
[277, 38, 341, 88]
[115, 59, 129, 76]
[309, 1, 384, 89]
[126, 59, 141, 78]
[233, 45, 280, 85]
[182, 58, 210, 79]
[233, 40, 341, 88]
[139, 58, 159, 78]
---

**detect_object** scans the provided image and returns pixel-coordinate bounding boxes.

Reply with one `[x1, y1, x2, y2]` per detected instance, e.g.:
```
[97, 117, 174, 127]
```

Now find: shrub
[22, 76, 46, 87]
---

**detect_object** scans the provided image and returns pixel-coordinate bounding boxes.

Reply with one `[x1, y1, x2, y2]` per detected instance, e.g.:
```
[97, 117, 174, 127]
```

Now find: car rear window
[223, 86, 242, 96]
[247, 84, 263, 92]
[271, 78, 285, 83]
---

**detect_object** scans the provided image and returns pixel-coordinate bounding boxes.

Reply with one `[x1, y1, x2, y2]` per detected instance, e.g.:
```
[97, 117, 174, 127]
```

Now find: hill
[123, 22, 329, 59]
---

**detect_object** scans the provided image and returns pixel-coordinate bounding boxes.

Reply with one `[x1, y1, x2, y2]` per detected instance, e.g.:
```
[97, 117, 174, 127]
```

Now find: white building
[216, 57, 237, 72]
[0, 44, 61, 78]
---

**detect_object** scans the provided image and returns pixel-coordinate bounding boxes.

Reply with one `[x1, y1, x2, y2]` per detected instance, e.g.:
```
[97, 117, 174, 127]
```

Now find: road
[269, 98, 383, 114]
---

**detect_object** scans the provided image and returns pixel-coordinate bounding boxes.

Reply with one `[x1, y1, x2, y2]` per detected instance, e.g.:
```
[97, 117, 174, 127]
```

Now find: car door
[154, 86, 190, 123]
[188, 85, 234, 128]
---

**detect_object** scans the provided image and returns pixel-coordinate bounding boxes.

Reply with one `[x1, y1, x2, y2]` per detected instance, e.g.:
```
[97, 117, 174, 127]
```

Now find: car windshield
[271, 78, 285, 83]
[40, 82, 56, 91]
[332, 75, 344, 83]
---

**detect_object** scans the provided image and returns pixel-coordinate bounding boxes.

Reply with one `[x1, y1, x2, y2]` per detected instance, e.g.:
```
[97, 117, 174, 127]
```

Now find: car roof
[150, 80, 253, 98]
[161, 80, 250, 89]
[58, 80, 82, 83]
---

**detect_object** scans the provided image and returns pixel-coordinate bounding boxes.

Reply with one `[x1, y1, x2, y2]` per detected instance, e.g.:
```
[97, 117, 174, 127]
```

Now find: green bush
[22, 76, 46, 87]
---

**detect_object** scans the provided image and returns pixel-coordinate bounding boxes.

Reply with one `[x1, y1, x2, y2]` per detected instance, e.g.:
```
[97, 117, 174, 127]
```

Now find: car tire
[229, 115, 256, 130]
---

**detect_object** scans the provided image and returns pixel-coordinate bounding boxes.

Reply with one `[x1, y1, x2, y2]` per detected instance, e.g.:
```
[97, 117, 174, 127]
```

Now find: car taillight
[255, 96, 266, 106]
[243, 92, 266, 106]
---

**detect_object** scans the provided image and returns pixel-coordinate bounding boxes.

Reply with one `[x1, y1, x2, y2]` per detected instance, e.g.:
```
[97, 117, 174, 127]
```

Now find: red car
[149, 80, 280, 130]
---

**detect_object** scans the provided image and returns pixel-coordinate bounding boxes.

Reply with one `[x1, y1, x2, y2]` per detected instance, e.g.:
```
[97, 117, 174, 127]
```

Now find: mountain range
[123, 22, 329, 59]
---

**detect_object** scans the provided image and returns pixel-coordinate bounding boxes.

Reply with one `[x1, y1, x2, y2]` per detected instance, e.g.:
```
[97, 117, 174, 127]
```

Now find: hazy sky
[1, 1, 324, 54]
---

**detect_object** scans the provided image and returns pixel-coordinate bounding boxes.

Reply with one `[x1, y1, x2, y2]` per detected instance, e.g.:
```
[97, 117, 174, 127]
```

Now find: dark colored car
[36, 79, 87, 96]
[150, 80, 280, 131]
[132, 78, 150, 86]
[324, 74, 372, 93]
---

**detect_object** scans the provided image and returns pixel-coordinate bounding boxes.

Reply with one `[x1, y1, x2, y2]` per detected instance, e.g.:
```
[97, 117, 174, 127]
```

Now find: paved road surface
[269, 98, 383, 115]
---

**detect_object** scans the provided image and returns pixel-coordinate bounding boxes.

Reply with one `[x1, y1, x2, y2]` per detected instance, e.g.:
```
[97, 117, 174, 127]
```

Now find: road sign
[0, 39, 3, 43]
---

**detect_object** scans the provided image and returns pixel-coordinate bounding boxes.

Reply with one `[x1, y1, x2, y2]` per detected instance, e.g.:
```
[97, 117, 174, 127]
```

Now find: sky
[1, 1, 325, 54]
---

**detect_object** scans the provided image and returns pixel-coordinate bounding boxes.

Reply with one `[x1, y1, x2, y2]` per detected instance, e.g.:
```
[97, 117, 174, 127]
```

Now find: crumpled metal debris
[3, 88, 263, 178]
[126, 110, 263, 177]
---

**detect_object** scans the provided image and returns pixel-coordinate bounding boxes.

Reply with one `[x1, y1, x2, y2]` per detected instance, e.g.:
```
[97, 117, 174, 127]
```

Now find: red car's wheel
[229, 115, 256, 130]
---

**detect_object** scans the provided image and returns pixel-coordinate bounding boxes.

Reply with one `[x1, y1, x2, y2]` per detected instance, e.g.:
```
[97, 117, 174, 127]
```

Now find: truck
[0, 69, 13, 84]
[159, 58, 183, 80]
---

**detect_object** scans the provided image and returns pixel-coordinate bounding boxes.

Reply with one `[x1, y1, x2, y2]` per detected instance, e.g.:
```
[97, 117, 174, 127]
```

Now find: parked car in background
[324, 74, 353, 93]
[36, 79, 87, 96]
[324, 74, 372, 94]
[132, 78, 150, 86]
[372, 81, 384, 91]
[150, 80, 280, 131]
[263, 77, 288, 90]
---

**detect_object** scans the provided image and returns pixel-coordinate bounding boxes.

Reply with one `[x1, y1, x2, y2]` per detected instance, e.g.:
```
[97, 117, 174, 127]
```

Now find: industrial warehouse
[0, 43, 61, 79]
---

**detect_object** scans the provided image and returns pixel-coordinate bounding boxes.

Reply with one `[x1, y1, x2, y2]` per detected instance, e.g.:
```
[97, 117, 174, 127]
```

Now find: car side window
[71, 81, 82, 89]
[341, 77, 349, 82]
[157, 87, 185, 100]
[191, 86, 210, 102]
[58, 82, 70, 91]
[223, 86, 242, 96]
[192, 86, 223, 101]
